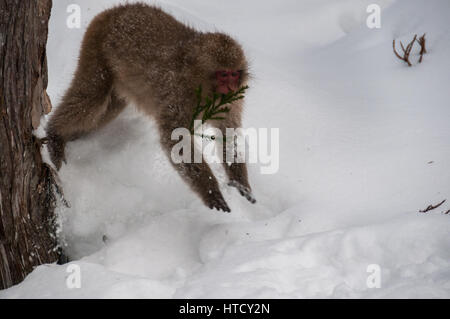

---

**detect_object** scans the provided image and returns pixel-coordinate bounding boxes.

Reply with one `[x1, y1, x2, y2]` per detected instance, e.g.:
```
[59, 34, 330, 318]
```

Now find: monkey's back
[87, 4, 195, 67]
[76, 3, 199, 111]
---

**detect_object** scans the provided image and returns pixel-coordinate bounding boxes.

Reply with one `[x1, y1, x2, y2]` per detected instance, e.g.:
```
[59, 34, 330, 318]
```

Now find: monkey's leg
[158, 113, 231, 212]
[218, 122, 256, 204]
[46, 64, 114, 169]
[96, 91, 127, 129]
[175, 160, 231, 212]
[224, 153, 256, 204]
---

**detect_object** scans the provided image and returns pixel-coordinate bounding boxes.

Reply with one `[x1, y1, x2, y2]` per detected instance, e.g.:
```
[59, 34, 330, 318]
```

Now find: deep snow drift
[2, 0, 450, 298]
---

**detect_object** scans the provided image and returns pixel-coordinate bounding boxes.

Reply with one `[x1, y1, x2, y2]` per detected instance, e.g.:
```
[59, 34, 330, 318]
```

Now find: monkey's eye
[221, 72, 228, 77]
[231, 72, 239, 77]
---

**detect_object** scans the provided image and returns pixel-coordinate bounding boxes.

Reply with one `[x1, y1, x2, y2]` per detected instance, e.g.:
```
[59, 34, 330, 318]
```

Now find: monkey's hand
[205, 189, 231, 213]
[228, 180, 256, 204]
[46, 134, 66, 171]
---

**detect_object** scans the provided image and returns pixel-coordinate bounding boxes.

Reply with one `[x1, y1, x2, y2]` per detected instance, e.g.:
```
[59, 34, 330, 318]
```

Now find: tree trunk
[0, 0, 58, 290]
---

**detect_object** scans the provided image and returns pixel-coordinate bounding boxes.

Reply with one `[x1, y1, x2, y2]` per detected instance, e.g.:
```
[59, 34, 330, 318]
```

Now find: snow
[2, 0, 450, 298]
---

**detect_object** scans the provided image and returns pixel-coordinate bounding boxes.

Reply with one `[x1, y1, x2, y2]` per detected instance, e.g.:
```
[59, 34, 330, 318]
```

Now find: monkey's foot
[206, 190, 231, 213]
[47, 134, 66, 171]
[228, 180, 256, 204]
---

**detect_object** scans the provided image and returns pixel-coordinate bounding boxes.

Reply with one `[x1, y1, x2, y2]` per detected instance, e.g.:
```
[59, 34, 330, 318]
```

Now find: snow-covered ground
[2, 0, 450, 298]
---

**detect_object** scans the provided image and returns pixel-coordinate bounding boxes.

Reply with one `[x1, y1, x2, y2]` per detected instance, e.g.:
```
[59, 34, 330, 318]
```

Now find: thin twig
[393, 34, 417, 67]
[416, 33, 427, 63]
[419, 199, 446, 213]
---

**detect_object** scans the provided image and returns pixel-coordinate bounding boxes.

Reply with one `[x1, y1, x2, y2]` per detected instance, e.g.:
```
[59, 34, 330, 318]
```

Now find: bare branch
[400, 41, 406, 53]
[419, 199, 446, 213]
[392, 40, 404, 60]
[416, 33, 427, 63]
[393, 35, 418, 67]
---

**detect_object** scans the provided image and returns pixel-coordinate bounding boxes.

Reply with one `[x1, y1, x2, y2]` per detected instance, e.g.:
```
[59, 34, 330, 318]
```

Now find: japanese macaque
[46, 3, 255, 212]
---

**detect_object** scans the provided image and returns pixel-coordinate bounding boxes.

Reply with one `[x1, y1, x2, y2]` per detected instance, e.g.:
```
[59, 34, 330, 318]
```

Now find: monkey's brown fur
[46, 3, 254, 212]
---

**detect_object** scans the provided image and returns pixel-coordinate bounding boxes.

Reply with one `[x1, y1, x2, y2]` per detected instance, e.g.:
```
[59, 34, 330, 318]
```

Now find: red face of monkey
[215, 70, 241, 94]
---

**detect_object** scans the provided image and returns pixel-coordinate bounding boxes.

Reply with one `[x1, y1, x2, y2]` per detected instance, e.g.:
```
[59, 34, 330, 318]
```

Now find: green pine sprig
[189, 85, 249, 135]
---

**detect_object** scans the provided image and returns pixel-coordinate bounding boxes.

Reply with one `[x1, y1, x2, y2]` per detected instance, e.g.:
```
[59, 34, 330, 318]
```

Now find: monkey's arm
[175, 160, 231, 212]
[226, 165, 255, 204]
[223, 153, 256, 204]
[217, 121, 256, 204]
[158, 111, 231, 212]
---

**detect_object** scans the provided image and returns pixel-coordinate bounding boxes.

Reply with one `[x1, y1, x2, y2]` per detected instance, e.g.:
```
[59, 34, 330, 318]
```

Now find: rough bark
[0, 0, 58, 290]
